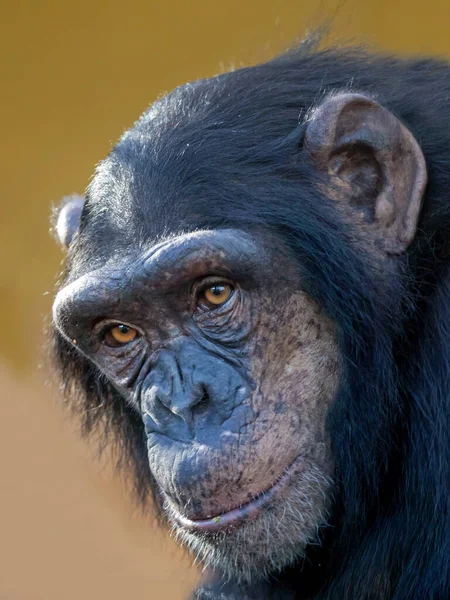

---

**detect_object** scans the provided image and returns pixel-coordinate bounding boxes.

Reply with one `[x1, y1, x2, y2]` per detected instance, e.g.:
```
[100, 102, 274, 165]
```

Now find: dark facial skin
[53, 228, 340, 581]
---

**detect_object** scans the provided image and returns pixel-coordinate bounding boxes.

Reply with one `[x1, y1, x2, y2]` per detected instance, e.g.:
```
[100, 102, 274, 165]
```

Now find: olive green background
[1, 1, 449, 598]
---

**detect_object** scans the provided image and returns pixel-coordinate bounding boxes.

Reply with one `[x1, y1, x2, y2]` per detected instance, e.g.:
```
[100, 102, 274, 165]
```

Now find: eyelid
[92, 319, 142, 341]
[193, 278, 237, 316]
[192, 275, 235, 297]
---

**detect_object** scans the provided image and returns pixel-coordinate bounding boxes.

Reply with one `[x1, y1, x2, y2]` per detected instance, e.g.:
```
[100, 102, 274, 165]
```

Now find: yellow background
[1, 1, 449, 598]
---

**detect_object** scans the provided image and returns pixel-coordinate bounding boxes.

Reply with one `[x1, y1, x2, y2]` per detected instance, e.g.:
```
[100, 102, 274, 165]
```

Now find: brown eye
[202, 283, 233, 307]
[104, 323, 138, 347]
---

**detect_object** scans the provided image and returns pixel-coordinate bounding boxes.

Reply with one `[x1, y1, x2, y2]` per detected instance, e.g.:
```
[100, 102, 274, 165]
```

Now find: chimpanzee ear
[53, 194, 85, 249]
[304, 93, 427, 254]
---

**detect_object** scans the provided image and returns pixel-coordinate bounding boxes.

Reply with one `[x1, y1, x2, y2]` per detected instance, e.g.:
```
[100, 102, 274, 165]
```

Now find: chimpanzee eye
[200, 283, 234, 308]
[103, 323, 138, 347]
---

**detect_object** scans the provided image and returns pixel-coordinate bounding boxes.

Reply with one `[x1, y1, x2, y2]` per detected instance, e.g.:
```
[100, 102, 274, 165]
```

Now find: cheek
[248, 293, 340, 467]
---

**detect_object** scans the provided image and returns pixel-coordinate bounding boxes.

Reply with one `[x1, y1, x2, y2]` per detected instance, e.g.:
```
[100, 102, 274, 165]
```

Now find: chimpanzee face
[53, 226, 339, 580]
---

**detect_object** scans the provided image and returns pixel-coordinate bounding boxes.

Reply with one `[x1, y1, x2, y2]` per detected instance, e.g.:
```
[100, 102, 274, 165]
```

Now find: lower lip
[170, 455, 304, 533]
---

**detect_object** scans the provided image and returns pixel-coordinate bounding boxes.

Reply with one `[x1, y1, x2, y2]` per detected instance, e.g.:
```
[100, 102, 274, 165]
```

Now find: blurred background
[1, 1, 450, 598]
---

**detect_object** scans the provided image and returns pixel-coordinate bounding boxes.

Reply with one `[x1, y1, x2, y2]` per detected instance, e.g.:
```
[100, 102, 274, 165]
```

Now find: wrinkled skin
[54, 228, 340, 581]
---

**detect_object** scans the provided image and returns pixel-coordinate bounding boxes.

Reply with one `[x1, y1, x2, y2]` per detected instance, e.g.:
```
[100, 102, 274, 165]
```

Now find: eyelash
[92, 321, 139, 347]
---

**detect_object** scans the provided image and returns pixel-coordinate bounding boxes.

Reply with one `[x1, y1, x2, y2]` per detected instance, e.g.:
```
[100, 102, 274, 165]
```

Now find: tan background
[1, 1, 450, 598]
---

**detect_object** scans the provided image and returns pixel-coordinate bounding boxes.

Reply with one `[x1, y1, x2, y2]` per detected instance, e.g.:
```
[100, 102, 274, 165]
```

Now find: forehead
[76, 148, 237, 273]
[66, 226, 295, 289]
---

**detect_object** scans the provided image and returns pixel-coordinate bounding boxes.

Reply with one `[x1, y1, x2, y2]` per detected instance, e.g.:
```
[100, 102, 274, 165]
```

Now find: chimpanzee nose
[153, 374, 210, 426]
[140, 339, 251, 444]
[141, 347, 211, 439]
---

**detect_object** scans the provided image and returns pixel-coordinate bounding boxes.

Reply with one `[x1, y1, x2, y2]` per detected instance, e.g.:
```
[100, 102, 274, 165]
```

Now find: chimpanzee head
[51, 50, 427, 585]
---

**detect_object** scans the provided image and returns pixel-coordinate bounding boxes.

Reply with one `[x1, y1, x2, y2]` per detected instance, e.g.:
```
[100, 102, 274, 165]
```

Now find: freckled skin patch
[171, 285, 340, 582]
[54, 228, 340, 583]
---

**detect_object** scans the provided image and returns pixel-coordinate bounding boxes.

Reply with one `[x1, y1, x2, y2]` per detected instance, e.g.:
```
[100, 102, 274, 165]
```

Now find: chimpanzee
[51, 44, 450, 599]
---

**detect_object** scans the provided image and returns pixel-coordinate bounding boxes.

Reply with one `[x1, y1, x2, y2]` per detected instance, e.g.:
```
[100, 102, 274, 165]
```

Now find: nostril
[193, 392, 210, 417]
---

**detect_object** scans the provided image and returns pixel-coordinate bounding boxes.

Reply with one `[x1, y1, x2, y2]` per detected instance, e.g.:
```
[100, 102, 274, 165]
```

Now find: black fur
[52, 46, 450, 598]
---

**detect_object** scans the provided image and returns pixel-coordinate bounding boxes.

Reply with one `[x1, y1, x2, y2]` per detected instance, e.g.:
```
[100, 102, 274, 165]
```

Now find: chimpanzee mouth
[169, 454, 304, 534]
